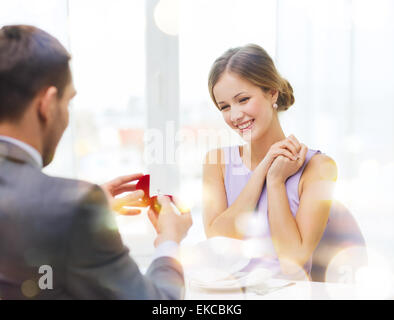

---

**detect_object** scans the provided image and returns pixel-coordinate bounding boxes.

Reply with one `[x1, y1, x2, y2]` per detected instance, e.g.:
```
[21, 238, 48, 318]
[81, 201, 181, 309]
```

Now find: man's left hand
[101, 173, 146, 215]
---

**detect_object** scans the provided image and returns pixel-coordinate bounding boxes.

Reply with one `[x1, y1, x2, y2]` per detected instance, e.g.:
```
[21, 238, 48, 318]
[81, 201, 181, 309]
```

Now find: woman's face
[213, 71, 277, 142]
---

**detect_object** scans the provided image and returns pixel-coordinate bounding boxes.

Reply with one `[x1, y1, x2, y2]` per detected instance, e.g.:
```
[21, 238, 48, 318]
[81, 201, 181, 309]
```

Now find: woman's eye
[240, 97, 250, 103]
[220, 105, 230, 111]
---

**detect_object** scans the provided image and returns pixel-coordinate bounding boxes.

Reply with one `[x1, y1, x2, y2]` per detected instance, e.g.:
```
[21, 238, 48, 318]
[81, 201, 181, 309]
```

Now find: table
[185, 278, 376, 300]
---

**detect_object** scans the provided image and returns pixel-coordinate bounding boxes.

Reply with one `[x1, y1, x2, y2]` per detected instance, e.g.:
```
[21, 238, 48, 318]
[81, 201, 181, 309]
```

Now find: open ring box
[135, 174, 174, 214]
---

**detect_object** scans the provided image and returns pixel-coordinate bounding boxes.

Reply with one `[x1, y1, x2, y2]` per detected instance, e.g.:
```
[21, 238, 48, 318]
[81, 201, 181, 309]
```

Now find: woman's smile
[236, 119, 255, 132]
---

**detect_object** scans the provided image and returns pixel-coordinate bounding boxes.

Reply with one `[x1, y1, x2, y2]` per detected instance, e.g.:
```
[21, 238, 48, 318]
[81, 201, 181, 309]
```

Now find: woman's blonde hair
[208, 44, 294, 111]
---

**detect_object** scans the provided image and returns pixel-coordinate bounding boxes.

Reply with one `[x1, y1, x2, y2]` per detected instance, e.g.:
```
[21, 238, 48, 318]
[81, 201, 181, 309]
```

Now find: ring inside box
[136, 174, 173, 214]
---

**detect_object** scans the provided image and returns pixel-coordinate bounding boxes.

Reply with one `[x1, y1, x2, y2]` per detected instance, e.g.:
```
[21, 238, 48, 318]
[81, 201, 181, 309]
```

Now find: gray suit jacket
[0, 140, 184, 300]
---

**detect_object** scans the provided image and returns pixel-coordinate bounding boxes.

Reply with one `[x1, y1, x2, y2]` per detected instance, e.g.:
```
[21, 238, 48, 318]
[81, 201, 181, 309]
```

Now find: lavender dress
[223, 145, 321, 277]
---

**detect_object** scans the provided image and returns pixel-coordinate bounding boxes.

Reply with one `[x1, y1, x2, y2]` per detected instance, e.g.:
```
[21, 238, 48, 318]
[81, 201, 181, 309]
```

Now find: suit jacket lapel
[0, 140, 41, 169]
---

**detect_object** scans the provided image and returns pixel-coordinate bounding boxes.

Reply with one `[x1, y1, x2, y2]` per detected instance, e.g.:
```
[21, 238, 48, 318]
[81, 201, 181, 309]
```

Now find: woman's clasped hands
[262, 134, 308, 183]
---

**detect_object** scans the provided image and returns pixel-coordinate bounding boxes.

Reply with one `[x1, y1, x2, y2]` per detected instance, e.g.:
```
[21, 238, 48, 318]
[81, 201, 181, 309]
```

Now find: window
[178, 0, 278, 243]
[2, 0, 394, 276]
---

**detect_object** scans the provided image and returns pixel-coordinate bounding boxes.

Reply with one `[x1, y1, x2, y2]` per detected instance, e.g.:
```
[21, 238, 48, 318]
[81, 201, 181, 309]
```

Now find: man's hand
[101, 173, 146, 215]
[147, 196, 193, 247]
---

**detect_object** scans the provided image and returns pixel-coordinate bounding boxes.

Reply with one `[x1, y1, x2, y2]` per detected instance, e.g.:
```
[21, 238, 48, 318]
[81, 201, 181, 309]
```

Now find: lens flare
[154, 0, 179, 36]
[276, 257, 310, 282]
[326, 246, 394, 299]
[241, 238, 265, 259]
[209, 236, 239, 256]
[353, 249, 394, 300]
[325, 246, 368, 284]
[116, 214, 149, 235]
[235, 211, 266, 238]
[21, 279, 39, 298]
[359, 159, 380, 179]
[177, 187, 196, 213]
[183, 237, 250, 286]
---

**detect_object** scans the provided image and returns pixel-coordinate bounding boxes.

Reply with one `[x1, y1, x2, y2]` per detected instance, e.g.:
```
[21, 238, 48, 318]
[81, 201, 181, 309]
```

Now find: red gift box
[135, 175, 173, 214]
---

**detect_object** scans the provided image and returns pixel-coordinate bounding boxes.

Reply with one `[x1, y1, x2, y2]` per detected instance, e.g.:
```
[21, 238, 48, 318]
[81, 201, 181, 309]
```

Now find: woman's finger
[276, 140, 297, 157]
[273, 148, 297, 161]
[283, 140, 298, 156]
[298, 144, 308, 163]
[287, 135, 301, 153]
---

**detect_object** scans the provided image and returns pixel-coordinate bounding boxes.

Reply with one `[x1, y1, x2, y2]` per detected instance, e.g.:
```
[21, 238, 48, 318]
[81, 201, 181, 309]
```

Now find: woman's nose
[230, 107, 243, 123]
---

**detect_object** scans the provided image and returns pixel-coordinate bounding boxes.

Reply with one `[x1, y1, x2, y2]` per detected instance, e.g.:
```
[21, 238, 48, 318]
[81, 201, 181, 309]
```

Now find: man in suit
[0, 25, 192, 299]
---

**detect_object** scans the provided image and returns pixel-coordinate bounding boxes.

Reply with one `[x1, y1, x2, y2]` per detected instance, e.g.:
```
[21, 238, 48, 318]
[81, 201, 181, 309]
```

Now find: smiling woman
[209, 44, 294, 113]
[203, 44, 337, 279]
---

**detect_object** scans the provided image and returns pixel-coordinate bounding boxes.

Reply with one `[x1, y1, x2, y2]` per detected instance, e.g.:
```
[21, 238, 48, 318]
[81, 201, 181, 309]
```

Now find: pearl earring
[273, 103, 278, 110]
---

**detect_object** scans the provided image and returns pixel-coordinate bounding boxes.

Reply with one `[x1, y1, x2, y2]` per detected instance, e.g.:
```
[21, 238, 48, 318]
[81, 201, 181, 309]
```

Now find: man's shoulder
[41, 173, 94, 194]
[31, 174, 111, 234]
[41, 173, 107, 207]
[11, 164, 108, 212]
[2, 157, 109, 215]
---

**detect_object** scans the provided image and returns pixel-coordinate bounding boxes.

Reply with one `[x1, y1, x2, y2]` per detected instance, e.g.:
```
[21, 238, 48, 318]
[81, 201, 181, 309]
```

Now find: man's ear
[37, 86, 58, 123]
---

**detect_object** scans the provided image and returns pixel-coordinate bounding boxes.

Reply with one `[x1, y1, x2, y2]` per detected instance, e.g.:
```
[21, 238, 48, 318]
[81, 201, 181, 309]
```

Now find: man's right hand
[147, 195, 193, 247]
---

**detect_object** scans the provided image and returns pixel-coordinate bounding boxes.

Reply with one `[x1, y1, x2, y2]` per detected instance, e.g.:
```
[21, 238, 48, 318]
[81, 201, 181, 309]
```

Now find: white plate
[189, 268, 274, 290]
[182, 237, 252, 284]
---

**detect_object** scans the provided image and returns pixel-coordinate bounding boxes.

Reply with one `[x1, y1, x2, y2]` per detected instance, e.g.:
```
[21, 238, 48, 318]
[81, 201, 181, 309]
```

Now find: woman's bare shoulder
[303, 153, 338, 183]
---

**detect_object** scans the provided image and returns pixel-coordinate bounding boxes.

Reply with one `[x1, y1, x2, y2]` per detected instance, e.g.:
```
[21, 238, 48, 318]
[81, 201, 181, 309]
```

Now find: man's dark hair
[0, 25, 71, 122]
